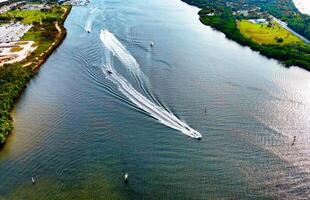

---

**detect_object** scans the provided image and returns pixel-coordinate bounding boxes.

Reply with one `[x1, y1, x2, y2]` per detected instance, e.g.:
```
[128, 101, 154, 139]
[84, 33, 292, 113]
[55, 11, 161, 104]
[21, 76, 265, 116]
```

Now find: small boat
[150, 42, 154, 47]
[107, 70, 112, 75]
[124, 173, 128, 184]
[32, 177, 35, 184]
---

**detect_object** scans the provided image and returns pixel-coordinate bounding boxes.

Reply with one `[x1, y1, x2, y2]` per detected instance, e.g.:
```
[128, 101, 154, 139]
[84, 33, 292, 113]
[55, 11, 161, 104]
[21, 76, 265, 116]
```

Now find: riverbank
[181, 0, 310, 70]
[0, 5, 72, 147]
[1, 0, 310, 198]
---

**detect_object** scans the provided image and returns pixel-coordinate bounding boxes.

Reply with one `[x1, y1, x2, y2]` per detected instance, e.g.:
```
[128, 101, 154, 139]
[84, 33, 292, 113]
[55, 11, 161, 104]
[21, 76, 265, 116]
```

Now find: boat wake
[100, 29, 147, 82]
[100, 29, 202, 139]
[84, 17, 93, 33]
[84, 7, 97, 33]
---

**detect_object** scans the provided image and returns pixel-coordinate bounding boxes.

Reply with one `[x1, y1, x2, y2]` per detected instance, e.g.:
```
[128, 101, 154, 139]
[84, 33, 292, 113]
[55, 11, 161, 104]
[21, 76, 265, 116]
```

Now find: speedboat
[187, 129, 202, 140]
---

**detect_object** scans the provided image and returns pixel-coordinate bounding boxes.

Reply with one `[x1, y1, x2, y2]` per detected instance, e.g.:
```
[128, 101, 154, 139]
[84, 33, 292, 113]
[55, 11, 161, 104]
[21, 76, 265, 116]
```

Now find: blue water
[0, 0, 310, 199]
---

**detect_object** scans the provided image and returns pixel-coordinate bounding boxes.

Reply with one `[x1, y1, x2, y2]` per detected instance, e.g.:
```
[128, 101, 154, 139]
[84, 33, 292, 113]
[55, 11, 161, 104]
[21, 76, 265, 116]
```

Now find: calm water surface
[0, 0, 310, 199]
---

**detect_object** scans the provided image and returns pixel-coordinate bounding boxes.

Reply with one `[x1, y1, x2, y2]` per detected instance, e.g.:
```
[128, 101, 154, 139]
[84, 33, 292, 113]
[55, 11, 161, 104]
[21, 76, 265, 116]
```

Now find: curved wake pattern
[100, 29, 145, 80]
[100, 29, 202, 139]
[100, 29, 165, 110]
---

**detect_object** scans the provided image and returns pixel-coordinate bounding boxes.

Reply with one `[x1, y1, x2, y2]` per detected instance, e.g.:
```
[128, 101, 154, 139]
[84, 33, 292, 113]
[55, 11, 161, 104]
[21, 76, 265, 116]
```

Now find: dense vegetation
[182, 0, 310, 70]
[184, 0, 310, 41]
[229, 0, 310, 41]
[0, 65, 34, 144]
[238, 19, 301, 45]
[0, 6, 71, 146]
[0, 7, 64, 24]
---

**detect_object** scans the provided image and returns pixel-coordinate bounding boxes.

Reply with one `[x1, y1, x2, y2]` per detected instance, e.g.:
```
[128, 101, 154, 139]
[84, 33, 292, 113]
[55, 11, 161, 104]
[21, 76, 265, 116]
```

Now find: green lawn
[0, 5, 71, 146]
[15, 6, 68, 59]
[238, 19, 302, 45]
[0, 7, 63, 24]
[21, 29, 41, 41]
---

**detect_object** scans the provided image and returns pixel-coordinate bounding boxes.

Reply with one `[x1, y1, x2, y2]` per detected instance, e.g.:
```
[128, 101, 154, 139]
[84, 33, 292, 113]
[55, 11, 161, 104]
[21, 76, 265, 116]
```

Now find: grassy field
[238, 19, 302, 45]
[0, 5, 71, 146]
[0, 6, 67, 63]
[16, 6, 69, 60]
[0, 7, 63, 24]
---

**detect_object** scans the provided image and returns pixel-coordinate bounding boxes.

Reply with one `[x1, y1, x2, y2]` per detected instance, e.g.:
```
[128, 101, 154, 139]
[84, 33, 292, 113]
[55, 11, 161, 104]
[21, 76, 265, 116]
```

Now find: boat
[124, 173, 128, 184]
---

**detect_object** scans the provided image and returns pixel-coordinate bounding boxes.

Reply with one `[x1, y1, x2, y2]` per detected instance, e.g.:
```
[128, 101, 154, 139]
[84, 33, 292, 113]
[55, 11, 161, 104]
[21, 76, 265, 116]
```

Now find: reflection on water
[0, 0, 310, 199]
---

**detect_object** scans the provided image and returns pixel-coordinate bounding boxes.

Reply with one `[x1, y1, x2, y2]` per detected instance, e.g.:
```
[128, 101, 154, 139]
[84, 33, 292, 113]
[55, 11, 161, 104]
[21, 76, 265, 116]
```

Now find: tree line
[0, 64, 34, 145]
[182, 0, 310, 70]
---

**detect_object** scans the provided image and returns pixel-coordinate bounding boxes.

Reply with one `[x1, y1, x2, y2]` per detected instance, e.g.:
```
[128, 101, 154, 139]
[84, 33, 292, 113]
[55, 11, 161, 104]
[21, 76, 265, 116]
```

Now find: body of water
[0, 0, 310, 199]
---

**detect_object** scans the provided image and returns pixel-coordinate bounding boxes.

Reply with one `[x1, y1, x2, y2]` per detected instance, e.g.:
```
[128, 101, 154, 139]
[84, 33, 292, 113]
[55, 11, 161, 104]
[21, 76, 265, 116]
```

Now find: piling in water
[124, 173, 128, 184]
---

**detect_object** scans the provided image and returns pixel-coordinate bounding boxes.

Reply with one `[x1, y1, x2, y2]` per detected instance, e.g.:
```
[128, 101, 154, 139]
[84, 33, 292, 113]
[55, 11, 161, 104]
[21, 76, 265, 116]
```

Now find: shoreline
[0, 5, 72, 148]
[181, 0, 310, 71]
[30, 6, 72, 70]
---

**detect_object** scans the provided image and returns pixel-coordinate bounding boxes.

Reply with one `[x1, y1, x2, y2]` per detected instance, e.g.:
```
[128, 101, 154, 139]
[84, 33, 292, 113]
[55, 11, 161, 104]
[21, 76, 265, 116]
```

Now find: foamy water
[84, 20, 92, 33]
[100, 29, 202, 139]
[84, 6, 98, 33]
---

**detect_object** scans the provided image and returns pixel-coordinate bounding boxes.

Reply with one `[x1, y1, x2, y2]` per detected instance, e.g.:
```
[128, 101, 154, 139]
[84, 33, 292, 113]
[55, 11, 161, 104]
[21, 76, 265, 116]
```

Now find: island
[182, 0, 310, 70]
[0, 1, 71, 146]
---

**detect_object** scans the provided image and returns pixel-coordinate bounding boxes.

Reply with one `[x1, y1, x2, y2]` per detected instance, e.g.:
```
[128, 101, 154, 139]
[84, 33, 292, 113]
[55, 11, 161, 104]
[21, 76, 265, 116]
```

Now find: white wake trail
[84, 20, 92, 33]
[99, 29, 202, 139]
[84, 14, 93, 33]
[100, 29, 163, 107]
[84, 7, 97, 33]
[100, 29, 147, 81]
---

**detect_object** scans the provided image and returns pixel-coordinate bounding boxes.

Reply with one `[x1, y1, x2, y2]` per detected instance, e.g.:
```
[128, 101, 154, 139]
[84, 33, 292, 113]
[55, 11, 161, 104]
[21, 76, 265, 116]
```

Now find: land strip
[0, 3, 71, 146]
[182, 0, 310, 70]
